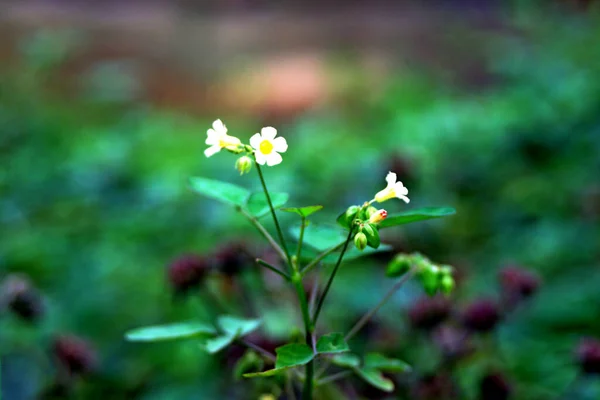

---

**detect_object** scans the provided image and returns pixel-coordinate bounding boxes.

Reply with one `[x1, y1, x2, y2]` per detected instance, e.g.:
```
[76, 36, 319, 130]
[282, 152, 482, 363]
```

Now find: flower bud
[408, 296, 452, 331]
[0, 274, 44, 322]
[499, 265, 540, 305]
[235, 156, 253, 175]
[167, 254, 210, 294]
[339, 205, 360, 228]
[462, 299, 501, 333]
[53, 334, 97, 376]
[368, 209, 388, 224]
[386, 253, 413, 278]
[419, 265, 441, 296]
[354, 232, 368, 251]
[576, 338, 600, 375]
[365, 206, 378, 219]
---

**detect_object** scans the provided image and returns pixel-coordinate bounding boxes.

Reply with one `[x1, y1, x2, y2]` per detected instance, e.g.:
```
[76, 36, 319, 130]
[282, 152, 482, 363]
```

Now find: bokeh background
[1, 1, 600, 399]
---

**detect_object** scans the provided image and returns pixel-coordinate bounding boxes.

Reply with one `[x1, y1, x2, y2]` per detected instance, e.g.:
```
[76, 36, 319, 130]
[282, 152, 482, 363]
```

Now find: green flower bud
[365, 206, 378, 219]
[235, 156, 253, 175]
[440, 274, 455, 294]
[420, 265, 441, 296]
[338, 205, 360, 228]
[386, 253, 412, 278]
[361, 223, 381, 249]
[354, 232, 368, 251]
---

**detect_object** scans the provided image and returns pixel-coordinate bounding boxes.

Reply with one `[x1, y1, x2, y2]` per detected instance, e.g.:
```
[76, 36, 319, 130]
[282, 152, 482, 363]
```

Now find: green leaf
[246, 192, 289, 218]
[331, 353, 361, 368]
[189, 177, 250, 206]
[204, 335, 235, 354]
[218, 315, 261, 337]
[234, 350, 264, 379]
[125, 322, 216, 342]
[364, 353, 411, 372]
[243, 368, 286, 378]
[378, 207, 456, 228]
[316, 333, 349, 354]
[355, 368, 395, 392]
[290, 224, 346, 251]
[280, 205, 324, 218]
[275, 343, 314, 369]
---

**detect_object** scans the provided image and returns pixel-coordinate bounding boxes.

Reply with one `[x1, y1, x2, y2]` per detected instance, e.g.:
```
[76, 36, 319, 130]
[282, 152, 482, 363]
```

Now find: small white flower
[204, 119, 242, 157]
[374, 172, 410, 203]
[250, 127, 288, 166]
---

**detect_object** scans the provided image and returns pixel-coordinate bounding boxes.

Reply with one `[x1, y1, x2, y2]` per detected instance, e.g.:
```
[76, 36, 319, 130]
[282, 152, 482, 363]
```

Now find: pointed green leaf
[355, 368, 395, 392]
[246, 192, 289, 218]
[331, 353, 361, 368]
[290, 224, 347, 251]
[316, 333, 350, 354]
[275, 343, 314, 369]
[125, 322, 216, 342]
[378, 207, 456, 228]
[281, 205, 324, 218]
[364, 353, 412, 372]
[189, 177, 250, 206]
[218, 315, 261, 337]
[204, 335, 235, 354]
[243, 368, 287, 378]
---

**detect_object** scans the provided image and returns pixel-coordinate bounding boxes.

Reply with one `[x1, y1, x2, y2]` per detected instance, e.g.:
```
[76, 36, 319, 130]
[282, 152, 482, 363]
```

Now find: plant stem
[317, 370, 352, 386]
[300, 242, 345, 277]
[255, 161, 291, 266]
[296, 216, 306, 264]
[239, 208, 287, 262]
[312, 228, 355, 327]
[256, 258, 290, 281]
[239, 339, 276, 363]
[291, 271, 315, 400]
[344, 267, 417, 342]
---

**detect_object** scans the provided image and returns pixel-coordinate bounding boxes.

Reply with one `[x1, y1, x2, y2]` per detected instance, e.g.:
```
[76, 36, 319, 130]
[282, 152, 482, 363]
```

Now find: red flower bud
[462, 299, 501, 333]
[167, 254, 210, 293]
[53, 335, 97, 376]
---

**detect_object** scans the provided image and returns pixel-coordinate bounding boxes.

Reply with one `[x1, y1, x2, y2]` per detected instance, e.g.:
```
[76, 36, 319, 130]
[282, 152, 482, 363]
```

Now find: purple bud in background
[462, 299, 501, 333]
[167, 254, 210, 293]
[408, 295, 452, 331]
[53, 334, 97, 376]
[499, 265, 540, 308]
[0, 274, 44, 322]
[576, 338, 600, 375]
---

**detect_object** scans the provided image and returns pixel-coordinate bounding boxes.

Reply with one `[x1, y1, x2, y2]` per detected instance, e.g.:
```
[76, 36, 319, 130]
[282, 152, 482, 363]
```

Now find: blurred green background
[1, 1, 600, 399]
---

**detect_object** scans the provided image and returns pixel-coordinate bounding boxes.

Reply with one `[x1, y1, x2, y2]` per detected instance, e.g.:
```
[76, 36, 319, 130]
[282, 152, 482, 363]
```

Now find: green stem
[296, 216, 306, 264]
[344, 267, 416, 342]
[239, 208, 287, 262]
[255, 161, 291, 266]
[256, 258, 290, 281]
[316, 370, 352, 386]
[300, 242, 345, 277]
[312, 227, 355, 327]
[292, 271, 315, 400]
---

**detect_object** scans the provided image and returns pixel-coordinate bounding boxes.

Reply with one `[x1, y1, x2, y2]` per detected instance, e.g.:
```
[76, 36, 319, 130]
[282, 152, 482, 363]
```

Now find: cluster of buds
[339, 205, 389, 251]
[386, 253, 455, 296]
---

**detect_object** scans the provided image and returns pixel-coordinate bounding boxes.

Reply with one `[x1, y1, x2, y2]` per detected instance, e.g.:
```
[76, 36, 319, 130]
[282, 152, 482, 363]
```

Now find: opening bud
[354, 232, 368, 251]
[368, 209, 388, 224]
[235, 156, 253, 175]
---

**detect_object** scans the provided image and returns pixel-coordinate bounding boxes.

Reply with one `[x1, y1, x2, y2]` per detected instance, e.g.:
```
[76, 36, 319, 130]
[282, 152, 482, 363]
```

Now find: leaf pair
[332, 352, 411, 392]
[244, 333, 349, 378]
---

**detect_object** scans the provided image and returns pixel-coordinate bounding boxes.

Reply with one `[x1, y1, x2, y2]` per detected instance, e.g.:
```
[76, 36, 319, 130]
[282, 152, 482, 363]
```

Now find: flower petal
[212, 119, 226, 134]
[206, 129, 220, 145]
[260, 126, 278, 141]
[254, 151, 267, 165]
[204, 145, 221, 158]
[394, 182, 408, 195]
[397, 195, 410, 204]
[265, 151, 283, 166]
[385, 172, 397, 186]
[250, 133, 263, 150]
[272, 136, 288, 153]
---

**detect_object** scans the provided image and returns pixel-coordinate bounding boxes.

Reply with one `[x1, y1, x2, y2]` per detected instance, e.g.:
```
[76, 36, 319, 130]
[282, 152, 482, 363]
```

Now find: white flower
[250, 127, 288, 166]
[374, 172, 410, 203]
[204, 119, 242, 157]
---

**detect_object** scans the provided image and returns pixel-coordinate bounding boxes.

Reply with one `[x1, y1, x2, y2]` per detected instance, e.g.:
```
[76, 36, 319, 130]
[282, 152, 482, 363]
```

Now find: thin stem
[239, 339, 276, 363]
[256, 258, 290, 281]
[344, 267, 417, 342]
[312, 228, 355, 327]
[239, 208, 286, 262]
[300, 242, 345, 277]
[254, 161, 291, 265]
[308, 275, 320, 314]
[291, 272, 315, 399]
[296, 216, 306, 264]
[285, 372, 298, 400]
[317, 370, 352, 386]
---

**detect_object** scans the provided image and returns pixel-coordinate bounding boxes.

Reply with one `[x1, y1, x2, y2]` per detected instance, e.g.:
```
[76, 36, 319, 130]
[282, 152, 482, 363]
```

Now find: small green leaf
[275, 343, 314, 369]
[204, 335, 235, 354]
[364, 353, 411, 372]
[218, 315, 261, 337]
[355, 368, 395, 392]
[246, 192, 289, 218]
[331, 353, 361, 368]
[290, 224, 346, 251]
[189, 177, 250, 206]
[233, 350, 264, 379]
[125, 322, 216, 342]
[379, 207, 456, 228]
[281, 205, 324, 218]
[316, 333, 350, 354]
[243, 368, 286, 378]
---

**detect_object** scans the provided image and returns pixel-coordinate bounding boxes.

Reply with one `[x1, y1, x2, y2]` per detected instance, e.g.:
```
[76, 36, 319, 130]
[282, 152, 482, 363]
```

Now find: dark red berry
[167, 254, 210, 293]
[1, 274, 44, 322]
[53, 335, 96, 375]
[462, 299, 501, 333]
[479, 372, 512, 400]
[408, 296, 452, 331]
[499, 266, 540, 299]
[576, 338, 600, 375]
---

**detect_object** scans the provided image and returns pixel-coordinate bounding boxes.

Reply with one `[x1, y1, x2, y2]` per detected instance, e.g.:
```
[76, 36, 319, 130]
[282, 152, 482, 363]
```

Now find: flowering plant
[125, 120, 456, 399]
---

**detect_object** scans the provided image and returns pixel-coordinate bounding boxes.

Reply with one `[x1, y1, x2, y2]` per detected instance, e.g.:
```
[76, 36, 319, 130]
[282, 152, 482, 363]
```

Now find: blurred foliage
[1, 4, 600, 400]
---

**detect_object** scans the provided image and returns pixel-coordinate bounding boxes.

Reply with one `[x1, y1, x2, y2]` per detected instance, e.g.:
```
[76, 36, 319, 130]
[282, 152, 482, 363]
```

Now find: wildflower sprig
[126, 119, 456, 399]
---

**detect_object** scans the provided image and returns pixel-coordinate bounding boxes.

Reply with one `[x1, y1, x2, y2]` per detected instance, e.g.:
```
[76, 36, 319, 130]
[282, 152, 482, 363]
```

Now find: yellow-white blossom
[250, 127, 288, 166]
[374, 172, 410, 203]
[368, 209, 388, 224]
[204, 119, 242, 157]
